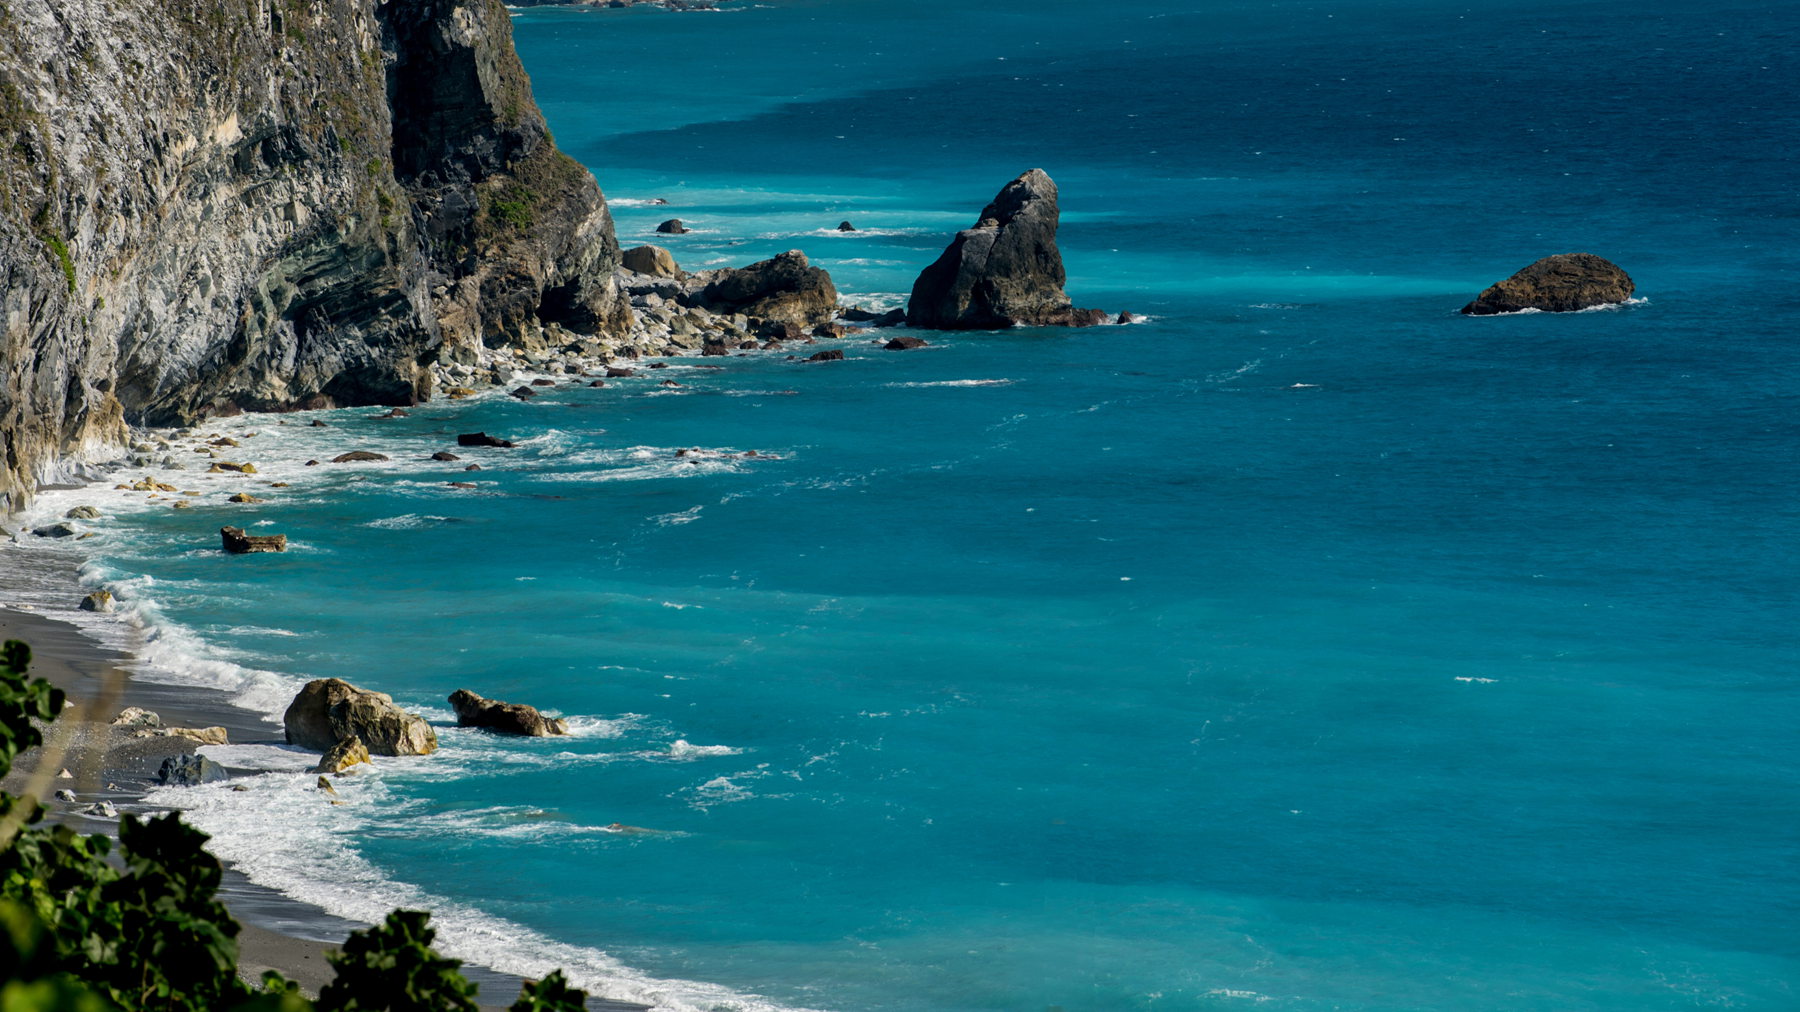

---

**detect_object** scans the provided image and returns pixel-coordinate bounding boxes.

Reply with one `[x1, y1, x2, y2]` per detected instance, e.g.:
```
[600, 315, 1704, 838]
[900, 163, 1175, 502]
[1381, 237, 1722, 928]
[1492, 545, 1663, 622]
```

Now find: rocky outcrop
[220, 527, 286, 554]
[0, 0, 631, 509]
[457, 432, 516, 448]
[906, 169, 1106, 329]
[622, 245, 683, 278]
[284, 677, 437, 756]
[1460, 254, 1636, 315]
[448, 688, 570, 737]
[689, 251, 838, 327]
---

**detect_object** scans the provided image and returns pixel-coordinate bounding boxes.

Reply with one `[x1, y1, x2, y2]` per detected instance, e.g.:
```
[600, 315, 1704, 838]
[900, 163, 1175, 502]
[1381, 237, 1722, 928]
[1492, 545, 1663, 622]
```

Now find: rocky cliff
[0, 0, 630, 509]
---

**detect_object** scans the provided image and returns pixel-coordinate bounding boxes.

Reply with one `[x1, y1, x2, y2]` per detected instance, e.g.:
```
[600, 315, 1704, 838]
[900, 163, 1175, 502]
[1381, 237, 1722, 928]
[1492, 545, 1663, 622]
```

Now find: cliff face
[0, 0, 629, 508]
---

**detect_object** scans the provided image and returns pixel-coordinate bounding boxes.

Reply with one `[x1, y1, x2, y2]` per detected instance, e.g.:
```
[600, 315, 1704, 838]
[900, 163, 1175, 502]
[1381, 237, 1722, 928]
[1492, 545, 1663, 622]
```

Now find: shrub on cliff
[0, 640, 588, 1012]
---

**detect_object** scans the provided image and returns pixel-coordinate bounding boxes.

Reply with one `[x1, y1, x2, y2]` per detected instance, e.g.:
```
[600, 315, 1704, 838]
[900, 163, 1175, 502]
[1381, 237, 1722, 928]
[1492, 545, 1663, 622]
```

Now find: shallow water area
[6, 0, 1797, 1008]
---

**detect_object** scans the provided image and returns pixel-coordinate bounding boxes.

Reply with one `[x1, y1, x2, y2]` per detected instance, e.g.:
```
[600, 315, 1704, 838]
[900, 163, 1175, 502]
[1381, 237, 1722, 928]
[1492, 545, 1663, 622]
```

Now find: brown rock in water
[694, 251, 839, 326]
[511, 385, 537, 399]
[314, 735, 372, 774]
[655, 218, 691, 234]
[531, 378, 556, 386]
[884, 336, 929, 351]
[446, 481, 478, 489]
[464, 464, 482, 471]
[209, 461, 257, 473]
[1460, 253, 1636, 315]
[284, 678, 437, 756]
[227, 493, 264, 503]
[457, 432, 515, 448]
[606, 366, 635, 378]
[1117, 311, 1135, 324]
[221, 526, 286, 553]
[309, 420, 329, 428]
[431, 451, 460, 461]
[588, 379, 606, 387]
[79, 590, 114, 613]
[906, 169, 1105, 329]
[331, 451, 388, 463]
[448, 688, 570, 737]
[807, 349, 845, 362]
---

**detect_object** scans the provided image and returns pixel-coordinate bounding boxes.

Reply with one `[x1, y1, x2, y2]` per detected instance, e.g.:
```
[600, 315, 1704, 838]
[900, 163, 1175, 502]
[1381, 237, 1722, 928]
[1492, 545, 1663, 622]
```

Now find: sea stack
[906, 169, 1108, 329]
[1461, 254, 1635, 315]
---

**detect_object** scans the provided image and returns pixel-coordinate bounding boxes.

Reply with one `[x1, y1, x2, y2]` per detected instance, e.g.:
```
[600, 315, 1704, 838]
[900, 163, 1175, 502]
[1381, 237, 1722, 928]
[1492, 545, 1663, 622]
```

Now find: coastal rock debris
[285, 678, 438, 756]
[907, 168, 1109, 329]
[157, 753, 229, 787]
[221, 526, 287, 554]
[457, 432, 516, 448]
[1460, 253, 1635, 315]
[448, 689, 571, 737]
[315, 735, 372, 774]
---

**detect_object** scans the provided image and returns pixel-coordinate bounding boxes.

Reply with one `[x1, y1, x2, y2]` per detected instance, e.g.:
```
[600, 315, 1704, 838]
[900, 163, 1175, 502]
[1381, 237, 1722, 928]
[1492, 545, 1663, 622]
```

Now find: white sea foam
[364, 513, 458, 529]
[1454, 676, 1498, 684]
[665, 739, 743, 759]
[882, 379, 1015, 389]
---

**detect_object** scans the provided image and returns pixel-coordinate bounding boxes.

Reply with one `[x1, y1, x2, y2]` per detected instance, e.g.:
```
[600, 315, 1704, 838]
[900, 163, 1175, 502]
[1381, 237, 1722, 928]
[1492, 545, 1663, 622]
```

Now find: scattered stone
[209, 437, 239, 447]
[907, 168, 1107, 329]
[56, 768, 72, 779]
[54, 789, 76, 802]
[511, 386, 537, 399]
[655, 218, 692, 234]
[837, 220, 857, 232]
[315, 776, 337, 795]
[227, 493, 264, 504]
[331, 451, 389, 463]
[270, 482, 290, 487]
[1117, 311, 1135, 324]
[648, 362, 669, 369]
[446, 387, 477, 399]
[31, 522, 80, 538]
[314, 735, 373, 774]
[210, 461, 257, 473]
[157, 753, 229, 787]
[64, 505, 102, 520]
[448, 689, 571, 737]
[531, 378, 556, 386]
[431, 452, 461, 461]
[464, 464, 482, 471]
[1460, 253, 1636, 315]
[446, 482, 478, 489]
[660, 379, 681, 387]
[221, 526, 287, 554]
[606, 367, 635, 378]
[457, 432, 516, 448]
[884, 336, 929, 350]
[807, 349, 845, 362]
[81, 801, 118, 818]
[305, 460, 320, 466]
[283, 678, 438, 756]
[588, 379, 606, 387]
[372, 408, 408, 418]
[112, 706, 161, 729]
[163, 726, 230, 746]
[79, 590, 114, 613]
[622, 245, 683, 277]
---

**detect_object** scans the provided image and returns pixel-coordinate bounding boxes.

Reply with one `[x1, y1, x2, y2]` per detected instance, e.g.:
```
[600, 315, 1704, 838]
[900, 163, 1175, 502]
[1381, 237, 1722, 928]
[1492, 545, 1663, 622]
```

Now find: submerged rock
[807, 349, 845, 362]
[284, 678, 437, 756]
[906, 169, 1106, 329]
[1460, 253, 1636, 315]
[457, 432, 516, 448]
[448, 689, 570, 737]
[331, 451, 388, 463]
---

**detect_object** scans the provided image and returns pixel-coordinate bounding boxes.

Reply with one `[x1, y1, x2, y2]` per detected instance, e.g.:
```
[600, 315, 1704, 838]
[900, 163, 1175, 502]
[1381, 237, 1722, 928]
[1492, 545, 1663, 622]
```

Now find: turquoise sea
[10, 0, 1798, 1008]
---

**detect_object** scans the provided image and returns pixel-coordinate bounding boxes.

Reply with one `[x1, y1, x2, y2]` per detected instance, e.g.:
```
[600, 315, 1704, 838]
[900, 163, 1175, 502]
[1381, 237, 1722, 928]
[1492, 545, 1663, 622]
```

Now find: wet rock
[692, 251, 838, 326]
[314, 735, 373, 774]
[446, 481, 478, 489]
[884, 336, 929, 350]
[655, 218, 692, 234]
[431, 451, 461, 461]
[812, 323, 849, 339]
[283, 678, 438, 756]
[464, 464, 482, 471]
[32, 522, 80, 538]
[606, 367, 635, 378]
[53, 789, 76, 802]
[907, 168, 1106, 329]
[79, 590, 114, 613]
[1460, 253, 1636, 315]
[457, 432, 516, 448]
[309, 420, 330, 428]
[531, 378, 556, 386]
[157, 753, 229, 787]
[1117, 311, 1136, 324]
[807, 349, 845, 362]
[331, 451, 388, 463]
[112, 706, 161, 729]
[64, 505, 102, 520]
[221, 526, 287, 553]
[305, 460, 320, 467]
[837, 220, 857, 232]
[315, 776, 336, 795]
[622, 245, 683, 277]
[227, 493, 264, 503]
[208, 461, 257, 473]
[448, 688, 571, 737]
[511, 386, 537, 399]
[588, 379, 607, 387]
[81, 801, 118, 818]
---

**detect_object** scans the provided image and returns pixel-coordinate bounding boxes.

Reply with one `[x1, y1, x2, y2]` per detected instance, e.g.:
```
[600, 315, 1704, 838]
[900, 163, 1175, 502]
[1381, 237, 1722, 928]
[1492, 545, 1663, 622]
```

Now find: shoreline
[0, 595, 647, 1011]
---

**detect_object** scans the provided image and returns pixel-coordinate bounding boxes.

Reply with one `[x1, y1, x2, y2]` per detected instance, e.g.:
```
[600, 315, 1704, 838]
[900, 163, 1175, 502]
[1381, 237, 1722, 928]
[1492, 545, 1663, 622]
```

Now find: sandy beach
[0, 599, 638, 1009]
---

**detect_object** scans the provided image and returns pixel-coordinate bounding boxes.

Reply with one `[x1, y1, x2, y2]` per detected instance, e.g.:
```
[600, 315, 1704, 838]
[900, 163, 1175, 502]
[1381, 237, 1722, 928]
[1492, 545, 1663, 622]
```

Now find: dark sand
[0, 604, 649, 1010]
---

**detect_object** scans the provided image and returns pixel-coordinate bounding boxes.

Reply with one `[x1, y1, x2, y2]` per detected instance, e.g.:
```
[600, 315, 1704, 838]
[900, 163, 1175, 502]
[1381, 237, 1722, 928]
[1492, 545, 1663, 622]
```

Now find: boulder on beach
[655, 218, 691, 234]
[1460, 253, 1636, 315]
[457, 432, 516, 448]
[906, 168, 1107, 329]
[693, 251, 839, 326]
[622, 245, 683, 278]
[283, 678, 438, 756]
[112, 706, 161, 729]
[314, 735, 373, 774]
[78, 590, 114, 613]
[160, 726, 229, 746]
[157, 753, 229, 787]
[448, 689, 570, 737]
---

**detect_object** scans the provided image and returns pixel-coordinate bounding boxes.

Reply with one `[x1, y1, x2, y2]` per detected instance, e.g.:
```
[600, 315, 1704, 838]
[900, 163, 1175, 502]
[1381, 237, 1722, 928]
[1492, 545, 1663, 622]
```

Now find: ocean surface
[7, 0, 1798, 1008]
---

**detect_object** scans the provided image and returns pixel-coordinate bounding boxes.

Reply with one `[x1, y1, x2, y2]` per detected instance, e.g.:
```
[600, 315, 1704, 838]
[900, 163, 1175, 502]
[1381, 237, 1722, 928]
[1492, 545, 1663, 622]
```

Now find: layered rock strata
[0, 0, 630, 508]
[906, 169, 1107, 329]
[1461, 253, 1635, 315]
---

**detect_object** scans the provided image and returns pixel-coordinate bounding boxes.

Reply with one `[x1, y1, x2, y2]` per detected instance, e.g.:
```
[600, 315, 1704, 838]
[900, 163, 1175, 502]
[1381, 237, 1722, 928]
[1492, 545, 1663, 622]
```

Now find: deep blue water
[15, 0, 1798, 1008]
